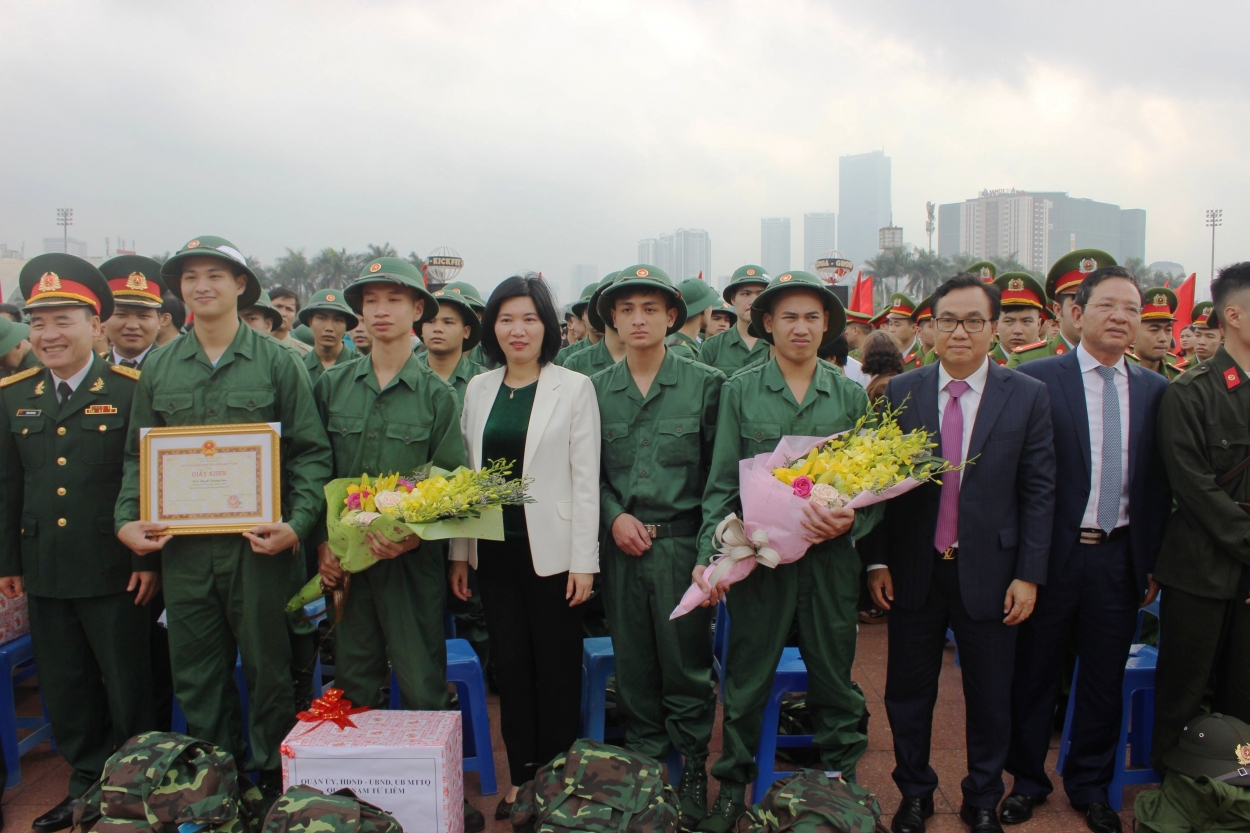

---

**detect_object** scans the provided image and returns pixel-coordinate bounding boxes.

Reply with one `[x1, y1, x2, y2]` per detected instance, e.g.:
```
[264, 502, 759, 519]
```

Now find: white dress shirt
[842, 357, 868, 389]
[1076, 344, 1131, 529]
[51, 361, 94, 402]
[112, 344, 154, 367]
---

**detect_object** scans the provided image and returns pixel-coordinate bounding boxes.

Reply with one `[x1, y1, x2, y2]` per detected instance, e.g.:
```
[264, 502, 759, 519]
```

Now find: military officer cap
[1163, 712, 1250, 786]
[298, 289, 360, 331]
[710, 300, 738, 322]
[869, 308, 889, 329]
[969, 262, 997, 283]
[912, 295, 934, 323]
[748, 270, 846, 346]
[845, 309, 874, 328]
[676, 277, 719, 317]
[597, 265, 688, 336]
[100, 255, 166, 309]
[1141, 287, 1179, 322]
[570, 281, 601, 317]
[346, 257, 439, 326]
[244, 289, 286, 332]
[291, 324, 315, 346]
[161, 235, 262, 309]
[0, 316, 29, 357]
[585, 272, 623, 333]
[1047, 249, 1116, 299]
[19, 253, 114, 321]
[995, 272, 1047, 310]
[722, 264, 770, 304]
[429, 282, 482, 350]
[886, 293, 917, 320]
[1192, 300, 1216, 329]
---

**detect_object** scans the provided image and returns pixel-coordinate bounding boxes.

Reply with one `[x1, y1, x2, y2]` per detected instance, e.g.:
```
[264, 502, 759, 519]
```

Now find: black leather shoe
[494, 796, 514, 821]
[32, 797, 76, 833]
[998, 793, 1044, 825]
[1073, 801, 1122, 833]
[890, 795, 934, 833]
[959, 804, 1004, 833]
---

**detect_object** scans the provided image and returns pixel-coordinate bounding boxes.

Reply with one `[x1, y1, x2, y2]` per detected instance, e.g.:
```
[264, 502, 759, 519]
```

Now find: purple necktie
[933, 380, 970, 554]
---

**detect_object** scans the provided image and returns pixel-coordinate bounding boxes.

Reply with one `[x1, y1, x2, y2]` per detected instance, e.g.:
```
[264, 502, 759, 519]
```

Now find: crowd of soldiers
[0, 234, 1244, 833]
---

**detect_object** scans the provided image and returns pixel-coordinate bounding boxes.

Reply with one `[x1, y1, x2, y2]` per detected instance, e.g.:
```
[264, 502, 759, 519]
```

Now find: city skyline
[760, 218, 790, 278]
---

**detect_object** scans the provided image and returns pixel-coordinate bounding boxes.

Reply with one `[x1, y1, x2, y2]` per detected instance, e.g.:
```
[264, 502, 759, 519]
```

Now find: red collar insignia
[1055, 344, 1067, 355]
[1225, 366, 1242, 390]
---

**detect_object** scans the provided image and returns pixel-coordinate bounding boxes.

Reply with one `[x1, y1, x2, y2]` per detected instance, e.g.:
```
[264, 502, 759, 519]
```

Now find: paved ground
[3, 622, 1147, 831]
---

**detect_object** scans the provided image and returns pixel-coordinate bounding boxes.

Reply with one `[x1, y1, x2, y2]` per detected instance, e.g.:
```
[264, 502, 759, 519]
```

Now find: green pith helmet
[291, 324, 315, 346]
[243, 289, 285, 332]
[968, 261, 997, 283]
[571, 281, 601, 317]
[345, 257, 438, 325]
[994, 272, 1047, 310]
[440, 281, 485, 311]
[1047, 248, 1116, 298]
[0, 316, 29, 356]
[749, 270, 846, 345]
[711, 300, 738, 322]
[1141, 286, 1179, 322]
[100, 255, 166, 309]
[19, 253, 115, 322]
[1163, 712, 1250, 786]
[585, 272, 622, 333]
[597, 265, 688, 336]
[161, 235, 262, 309]
[676, 277, 719, 317]
[428, 284, 482, 351]
[298, 288, 360, 331]
[723, 264, 770, 304]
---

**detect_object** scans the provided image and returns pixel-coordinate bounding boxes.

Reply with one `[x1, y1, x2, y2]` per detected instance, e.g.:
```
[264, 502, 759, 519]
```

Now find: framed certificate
[140, 423, 282, 534]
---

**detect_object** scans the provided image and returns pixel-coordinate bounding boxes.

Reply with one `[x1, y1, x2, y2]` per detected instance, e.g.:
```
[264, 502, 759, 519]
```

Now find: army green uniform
[0, 358, 154, 796]
[1151, 347, 1250, 770]
[696, 326, 770, 378]
[1127, 352, 1188, 381]
[116, 321, 333, 773]
[2, 347, 40, 379]
[553, 337, 591, 367]
[899, 339, 923, 370]
[416, 352, 485, 406]
[1005, 333, 1074, 369]
[565, 339, 619, 377]
[664, 332, 700, 361]
[989, 341, 1009, 366]
[302, 344, 357, 386]
[0, 317, 39, 380]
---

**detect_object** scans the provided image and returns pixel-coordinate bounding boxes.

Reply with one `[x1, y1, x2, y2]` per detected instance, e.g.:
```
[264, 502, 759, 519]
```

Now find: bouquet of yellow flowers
[287, 460, 532, 613]
[672, 403, 962, 618]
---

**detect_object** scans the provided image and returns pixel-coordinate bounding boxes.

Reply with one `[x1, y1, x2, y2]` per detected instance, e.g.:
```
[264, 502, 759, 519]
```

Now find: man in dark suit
[868, 273, 1056, 833]
[1003, 266, 1171, 833]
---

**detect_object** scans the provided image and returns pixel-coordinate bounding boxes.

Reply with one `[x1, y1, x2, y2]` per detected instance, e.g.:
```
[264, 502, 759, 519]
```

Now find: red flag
[1173, 273, 1196, 347]
[698, 271, 703, 281]
[850, 271, 873, 316]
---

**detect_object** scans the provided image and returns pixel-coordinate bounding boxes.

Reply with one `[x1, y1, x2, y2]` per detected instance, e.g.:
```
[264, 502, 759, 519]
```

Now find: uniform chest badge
[85, 404, 118, 415]
[1225, 367, 1242, 390]
[33, 380, 45, 396]
[15, 409, 40, 417]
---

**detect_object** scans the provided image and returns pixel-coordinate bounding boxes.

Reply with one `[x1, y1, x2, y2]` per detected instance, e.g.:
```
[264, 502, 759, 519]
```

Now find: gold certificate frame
[140, 422, 282, 535]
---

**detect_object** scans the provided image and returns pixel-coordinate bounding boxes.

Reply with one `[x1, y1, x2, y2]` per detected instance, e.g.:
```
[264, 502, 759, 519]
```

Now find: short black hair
[160, 292, 187, 330]
[1073, 266, 1143, 307]
[269, 286, 300, 308]
[1211, 262, 1250, 326]
[480, 273, 562, 366]
[819, 333, 849, 366]
[0, 304, 22, 323]
[931, 273, 1001, 320]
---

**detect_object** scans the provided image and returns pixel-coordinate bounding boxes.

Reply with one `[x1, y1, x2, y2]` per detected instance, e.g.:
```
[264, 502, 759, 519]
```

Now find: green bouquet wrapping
[287, 460, 532, 616]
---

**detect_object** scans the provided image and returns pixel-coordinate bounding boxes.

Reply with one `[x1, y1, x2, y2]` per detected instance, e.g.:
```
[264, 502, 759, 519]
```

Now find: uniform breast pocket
[740, 421, 781, 457]
[601, 422, 634, 470]
[81, 414, 127, 466]
[1207, 423, 1250, 478]
[225, 389, 275, 420]
[327, 414, 364, 440]
[657, 416, 700, 467]
[385, 422, 431, 463]
[10, 419, 45, 467]
[154, 391, 195, 424]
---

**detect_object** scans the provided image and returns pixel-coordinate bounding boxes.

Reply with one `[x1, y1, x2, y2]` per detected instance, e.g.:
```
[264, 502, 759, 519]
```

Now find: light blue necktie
[1096, 365, 1122, 533]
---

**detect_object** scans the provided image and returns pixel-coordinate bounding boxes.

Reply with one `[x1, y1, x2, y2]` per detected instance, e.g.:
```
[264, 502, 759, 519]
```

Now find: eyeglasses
[935, 317, 988, 333]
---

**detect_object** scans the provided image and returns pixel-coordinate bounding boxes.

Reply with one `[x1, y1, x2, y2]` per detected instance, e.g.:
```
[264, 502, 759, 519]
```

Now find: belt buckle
[1079, 529, 1104, 545]
[941, 546, 956, 561]
[644, 524, 658, 539]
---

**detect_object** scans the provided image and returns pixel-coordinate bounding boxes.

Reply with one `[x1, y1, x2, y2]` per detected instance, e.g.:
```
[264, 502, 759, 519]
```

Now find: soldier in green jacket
[553, 280, 605, 367]
[420, 282, 486, 404]
[0, 315, 40, 380]
[664, 277, 719, 361]
[299, 289, 358, 385]
[592, 266, 725, 830]
[566, 275, 627, 377]
[0, 255, 156, 832]
[693, 271, 882, 832]
[115, 236, 333, 796]
[1007, 250, 1116, 368]
[697, 265, 771, 376]
[1151, 263, 1250, 773]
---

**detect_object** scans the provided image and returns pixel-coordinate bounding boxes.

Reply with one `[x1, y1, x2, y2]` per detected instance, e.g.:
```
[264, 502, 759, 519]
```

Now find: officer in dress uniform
[1128, 288, 1187, 380]
[969, 262, 997, 284]
[99, 256, 167, 370]
[990, 273, 1047, 366]
[913, 295, 938, 365]
[1008, 250, 1117, 368]
[1189, 301, 1222, 363]
[881, 293, 923, 370]
[697, 265, 772, 376]
[0, 254, 156, 832]
[844, 309, 874, 362]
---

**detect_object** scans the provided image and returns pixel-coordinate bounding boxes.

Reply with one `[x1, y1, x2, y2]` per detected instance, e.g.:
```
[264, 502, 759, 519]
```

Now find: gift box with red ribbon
[0, 595, 29, 645]
[280, 689, 463, 833]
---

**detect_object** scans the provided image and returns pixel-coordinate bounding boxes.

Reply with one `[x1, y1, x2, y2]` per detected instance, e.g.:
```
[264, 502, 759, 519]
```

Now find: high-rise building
[42, 237, 88, 257]
[803, 212, 837, 271]
[937, 203, 963, 259]
[638, 229, 711, 280]
[569, 264, 598, 303]
[838, 151, 892, 267]
[638, 239, 659, 264]
[761, 217, 791, 277]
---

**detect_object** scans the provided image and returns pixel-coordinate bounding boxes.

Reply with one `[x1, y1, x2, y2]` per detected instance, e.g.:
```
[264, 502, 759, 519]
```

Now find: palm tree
[311, 248, 356, 290]
[908, 249, 948, 298]
[268, 248, 317, 298]
[864, 248, 916, 308]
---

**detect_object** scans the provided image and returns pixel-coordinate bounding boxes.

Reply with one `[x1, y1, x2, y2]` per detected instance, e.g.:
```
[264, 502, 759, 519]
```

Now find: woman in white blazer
[449, 274, 600, 815]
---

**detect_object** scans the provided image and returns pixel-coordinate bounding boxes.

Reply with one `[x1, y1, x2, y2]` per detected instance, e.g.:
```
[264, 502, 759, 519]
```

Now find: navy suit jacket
[1016, 351, 1171, 596]
[877, 361, 1057, 621]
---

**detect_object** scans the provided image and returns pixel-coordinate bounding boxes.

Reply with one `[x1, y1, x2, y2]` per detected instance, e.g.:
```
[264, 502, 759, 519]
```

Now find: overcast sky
[2, 0, 1246, 301]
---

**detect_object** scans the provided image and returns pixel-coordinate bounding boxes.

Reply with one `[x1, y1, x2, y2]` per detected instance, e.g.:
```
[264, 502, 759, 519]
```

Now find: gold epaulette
[1012, 340, 1046, 353]
[0, 367, 42, 388]
[109, 364, 141, 381]
[1172, 355, 1190, 369]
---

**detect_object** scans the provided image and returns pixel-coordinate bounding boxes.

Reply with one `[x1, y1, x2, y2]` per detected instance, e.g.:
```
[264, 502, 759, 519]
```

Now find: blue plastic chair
[752, 647, 814, 802]
[945, 628, 961, 668]
[0, 634, 54, 790]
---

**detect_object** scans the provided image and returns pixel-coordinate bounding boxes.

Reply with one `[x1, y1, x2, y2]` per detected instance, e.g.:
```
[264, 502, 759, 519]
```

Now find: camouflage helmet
[261, 786, 401, 833]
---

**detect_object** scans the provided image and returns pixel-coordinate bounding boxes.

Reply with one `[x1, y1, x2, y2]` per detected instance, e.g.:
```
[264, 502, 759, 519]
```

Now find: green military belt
[641, 519, 700, 539]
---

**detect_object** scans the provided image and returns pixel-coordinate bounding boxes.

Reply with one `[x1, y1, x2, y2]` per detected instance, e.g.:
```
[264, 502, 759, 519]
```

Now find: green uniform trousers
[162, 536, 294, 773]
[601, 537, 715, 761]
[336, 545, 449, 711]
[712, 543, 865, 789]
[28, 592, 154, 796]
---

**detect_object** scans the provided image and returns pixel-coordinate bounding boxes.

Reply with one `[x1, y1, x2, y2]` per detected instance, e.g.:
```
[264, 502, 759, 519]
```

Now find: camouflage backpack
[733, 770, 886, 833]
[72, 731, 263, 833]
[261, 786, 401, 833]
[511, 739, 680, 833]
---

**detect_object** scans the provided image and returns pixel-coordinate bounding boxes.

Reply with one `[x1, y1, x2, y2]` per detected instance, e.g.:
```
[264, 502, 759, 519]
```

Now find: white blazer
[452, 362, 601, 576]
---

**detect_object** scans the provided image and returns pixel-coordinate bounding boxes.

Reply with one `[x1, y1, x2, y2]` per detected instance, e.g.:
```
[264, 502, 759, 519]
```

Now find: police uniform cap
[1046, 249, 1116, 299]
[969, 262, 997, 283]
[994, 272, 1047, 310]
[1141, 286, 1179, 322]
[161, 236, 262, 309]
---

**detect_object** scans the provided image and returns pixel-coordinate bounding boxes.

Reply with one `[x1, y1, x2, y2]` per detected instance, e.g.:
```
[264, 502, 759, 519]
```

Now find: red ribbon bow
[296, 688, 370, 731]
